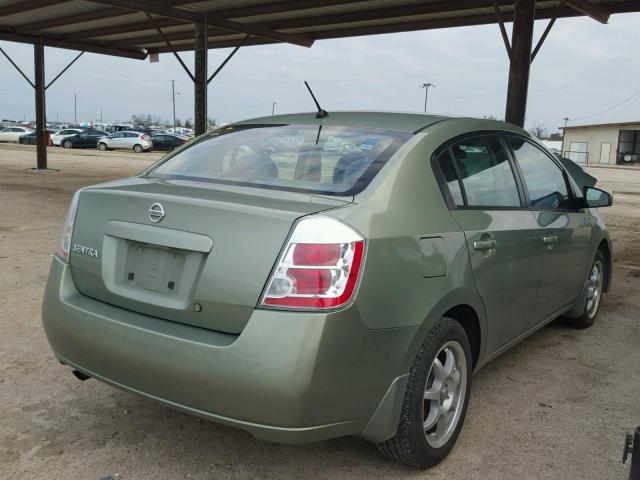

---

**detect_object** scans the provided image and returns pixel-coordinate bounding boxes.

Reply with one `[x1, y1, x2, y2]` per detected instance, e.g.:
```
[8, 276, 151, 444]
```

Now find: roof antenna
[304, 81, 329, 119]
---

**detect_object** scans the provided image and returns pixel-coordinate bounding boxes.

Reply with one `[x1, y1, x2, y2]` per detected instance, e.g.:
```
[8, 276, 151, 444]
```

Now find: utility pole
[171, 80, 176, 133]
[74, 92, 77, 124]
[419, 83, 435, 113]
[272, 101, 277, 115]
[563, 117, 569, 128]
[100, 109, 103, 122]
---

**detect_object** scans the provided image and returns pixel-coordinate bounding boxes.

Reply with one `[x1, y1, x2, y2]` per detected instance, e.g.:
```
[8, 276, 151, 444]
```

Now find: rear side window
[435, 151, 464, 206]
[437, 135, 521, 208]
[149, 124, 412, 196]
[507, 137, 571, 209]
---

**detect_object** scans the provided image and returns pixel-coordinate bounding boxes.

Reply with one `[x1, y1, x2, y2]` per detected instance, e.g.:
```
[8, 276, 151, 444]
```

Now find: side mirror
[583, 186, 612, 208]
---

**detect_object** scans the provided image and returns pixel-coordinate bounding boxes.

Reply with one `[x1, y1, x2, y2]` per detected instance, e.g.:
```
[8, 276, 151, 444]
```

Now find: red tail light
[261, 216, 365, 310]
[293, 243, 341, 266]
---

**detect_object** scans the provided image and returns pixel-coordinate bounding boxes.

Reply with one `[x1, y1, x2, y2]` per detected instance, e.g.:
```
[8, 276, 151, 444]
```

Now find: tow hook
[72, 369, 91, 381]
[623, 426, 640, 479]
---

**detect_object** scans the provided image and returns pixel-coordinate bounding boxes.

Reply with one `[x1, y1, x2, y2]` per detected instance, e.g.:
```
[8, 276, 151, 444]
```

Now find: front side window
[507, 137, 571, 209]
[445, 136, 521, 208]
[149, 124, 411, 195]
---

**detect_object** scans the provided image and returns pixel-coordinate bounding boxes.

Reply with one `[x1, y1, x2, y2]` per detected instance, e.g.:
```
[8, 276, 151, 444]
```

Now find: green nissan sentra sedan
[42, 112, 613, 468]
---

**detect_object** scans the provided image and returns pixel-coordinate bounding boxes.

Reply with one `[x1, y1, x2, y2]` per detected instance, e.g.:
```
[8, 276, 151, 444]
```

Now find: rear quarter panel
[328, 122, 503, 366]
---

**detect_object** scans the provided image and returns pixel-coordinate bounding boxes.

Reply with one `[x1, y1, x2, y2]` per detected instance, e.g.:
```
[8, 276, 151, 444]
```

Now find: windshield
[148, 124, 412, 195]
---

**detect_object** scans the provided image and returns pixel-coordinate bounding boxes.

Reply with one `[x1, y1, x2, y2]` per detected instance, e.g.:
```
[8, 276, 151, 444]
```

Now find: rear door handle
[473, 239, 497, 250]
[542, 235, 558, 244]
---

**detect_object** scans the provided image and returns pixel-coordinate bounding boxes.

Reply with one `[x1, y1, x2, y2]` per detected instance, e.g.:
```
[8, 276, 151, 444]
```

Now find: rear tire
[98, 142, 107, 151]
[377, 318, 472, 468]
[133, 144, 143, 153]
[567, 250, 606, 329]
[63, 140, 73, 149]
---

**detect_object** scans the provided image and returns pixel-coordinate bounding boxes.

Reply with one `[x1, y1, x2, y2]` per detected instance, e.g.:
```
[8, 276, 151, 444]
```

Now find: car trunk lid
[69, 177, 351, 334]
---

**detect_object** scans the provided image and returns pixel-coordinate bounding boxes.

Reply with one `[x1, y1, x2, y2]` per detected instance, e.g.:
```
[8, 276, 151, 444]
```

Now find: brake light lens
[260, 216, 365, 310]
[56, 190, 80, 263]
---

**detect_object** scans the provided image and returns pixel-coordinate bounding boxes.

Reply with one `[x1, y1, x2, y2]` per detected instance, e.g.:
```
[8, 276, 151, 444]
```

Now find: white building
[561, 121, 640, 166]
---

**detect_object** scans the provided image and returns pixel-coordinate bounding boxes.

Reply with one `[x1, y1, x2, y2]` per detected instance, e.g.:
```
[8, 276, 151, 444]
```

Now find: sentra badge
[72, 244, 99, 258]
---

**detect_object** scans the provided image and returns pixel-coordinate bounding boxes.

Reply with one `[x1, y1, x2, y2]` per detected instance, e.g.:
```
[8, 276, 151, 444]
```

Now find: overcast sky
[1, 12, 639, 133]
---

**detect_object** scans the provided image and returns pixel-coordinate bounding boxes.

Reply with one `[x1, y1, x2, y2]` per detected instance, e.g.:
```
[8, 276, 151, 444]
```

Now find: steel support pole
[630, 426, 640, 480]
[34, 40, 47, 170]
[504, 0, 535, 127]
[194, 21, 208, 136]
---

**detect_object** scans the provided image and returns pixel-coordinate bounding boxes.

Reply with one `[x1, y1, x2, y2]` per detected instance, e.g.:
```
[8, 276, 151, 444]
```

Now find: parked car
[97, 131, 152, 153]
[51, 128, 84, 146]
[60, 130, 108, 149]
[0, 126, 33, 142]
[42, 113, 613, 469]
[150, 133, 188, 151]
[18, 130, 53, 145]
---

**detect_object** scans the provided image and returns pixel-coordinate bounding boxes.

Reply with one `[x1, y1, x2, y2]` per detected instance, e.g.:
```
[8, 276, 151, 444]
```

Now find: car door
[436, 134, 541, 354]
[151, 135, 165, 150]
[8, 128, 22, 142]
[123, 132, 138, 149]
[0, 128, 10, 141]
[505, 136, 591, 326]
[14, 128, 25, 141]
[82, 131, 100, 147]
[118, 132, 130, 149]
[72, 131, 88, 147]
[108, 132, 124, 149]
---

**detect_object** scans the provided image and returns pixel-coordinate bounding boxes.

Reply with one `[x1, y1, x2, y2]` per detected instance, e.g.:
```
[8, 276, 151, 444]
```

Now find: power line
[568, 87, 640, 122]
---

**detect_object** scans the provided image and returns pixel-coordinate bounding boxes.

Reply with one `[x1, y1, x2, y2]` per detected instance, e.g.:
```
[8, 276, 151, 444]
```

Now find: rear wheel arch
[597, 239, 612, 292]
[404, 297, 485, 374]
[441, 305, 481, 369]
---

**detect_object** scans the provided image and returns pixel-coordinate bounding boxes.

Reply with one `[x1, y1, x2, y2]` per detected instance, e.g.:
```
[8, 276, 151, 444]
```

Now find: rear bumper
[42, 256, 416, 443]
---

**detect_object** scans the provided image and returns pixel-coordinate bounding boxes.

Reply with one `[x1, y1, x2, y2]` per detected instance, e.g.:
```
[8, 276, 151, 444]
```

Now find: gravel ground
[0, 144, 638, 480]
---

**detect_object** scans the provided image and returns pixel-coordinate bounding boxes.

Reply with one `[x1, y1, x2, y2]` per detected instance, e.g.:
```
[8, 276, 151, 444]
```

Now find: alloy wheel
[422, 341, 468, 449]
[586, 260, 603, 319]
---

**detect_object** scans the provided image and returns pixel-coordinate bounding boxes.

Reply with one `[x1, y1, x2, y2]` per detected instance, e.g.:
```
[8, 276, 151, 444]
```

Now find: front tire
[63, 140, 73, 149]
[377, 318, 472, 468]
[567, 250, 606, 329]
[98, 142, 108, 151]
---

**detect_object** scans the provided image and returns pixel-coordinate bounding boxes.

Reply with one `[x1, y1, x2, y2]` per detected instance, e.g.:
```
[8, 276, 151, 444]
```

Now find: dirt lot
[0, 144, 638, 480]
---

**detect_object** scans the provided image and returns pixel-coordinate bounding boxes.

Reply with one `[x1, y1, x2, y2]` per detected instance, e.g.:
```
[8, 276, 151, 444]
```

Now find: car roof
[232, 111, 529, 135]
[233, 111, 451, 133]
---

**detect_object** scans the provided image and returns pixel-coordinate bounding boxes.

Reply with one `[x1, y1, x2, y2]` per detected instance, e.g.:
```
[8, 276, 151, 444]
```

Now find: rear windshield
[147, 124, 412, 195]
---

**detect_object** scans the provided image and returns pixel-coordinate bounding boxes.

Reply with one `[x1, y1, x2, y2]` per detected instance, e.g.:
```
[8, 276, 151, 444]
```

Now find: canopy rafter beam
[46, 50, 84, 89]
[0, 45, 35, 88]
[208, 35, 248, 84]
[565, 0, 610, 23]
[145, 12, 194, 81]
[87, 0, 314, 47]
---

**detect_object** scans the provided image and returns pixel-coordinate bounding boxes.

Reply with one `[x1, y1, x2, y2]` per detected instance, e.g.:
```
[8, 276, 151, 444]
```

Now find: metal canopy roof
[1, 0, 639, 59]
